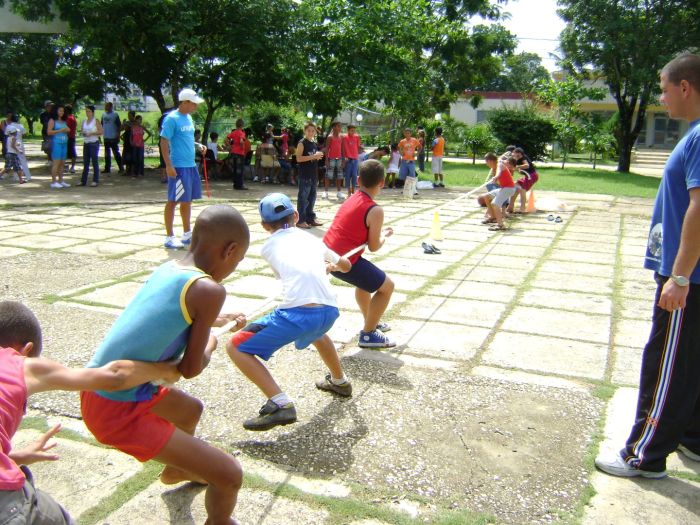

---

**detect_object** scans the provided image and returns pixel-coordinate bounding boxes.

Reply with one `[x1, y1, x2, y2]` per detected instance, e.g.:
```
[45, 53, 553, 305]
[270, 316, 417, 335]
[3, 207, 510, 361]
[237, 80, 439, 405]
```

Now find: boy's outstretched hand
[326, 256, 351, 274]
[10, 424, 61, 465]
[214, 312, 247, 332]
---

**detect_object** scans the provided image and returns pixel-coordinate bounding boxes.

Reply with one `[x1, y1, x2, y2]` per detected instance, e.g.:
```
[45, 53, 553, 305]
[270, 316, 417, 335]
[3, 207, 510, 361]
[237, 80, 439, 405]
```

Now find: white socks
[271, 393, 293, 408]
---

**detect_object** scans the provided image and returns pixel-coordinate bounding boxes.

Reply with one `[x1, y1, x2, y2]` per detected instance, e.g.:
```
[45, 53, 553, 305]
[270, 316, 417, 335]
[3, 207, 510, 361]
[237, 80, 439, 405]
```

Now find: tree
[581, 112, 615, 169]
[536, 77, 605, 168]
[480, 52, 552, 92]
[488, 104, 556, 160]
[463, 124, 499, 164]
[557, 0, 697, 172]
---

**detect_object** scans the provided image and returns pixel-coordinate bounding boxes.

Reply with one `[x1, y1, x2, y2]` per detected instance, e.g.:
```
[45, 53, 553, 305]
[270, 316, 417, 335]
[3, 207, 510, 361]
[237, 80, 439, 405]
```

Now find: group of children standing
[0, 157, 397, 525]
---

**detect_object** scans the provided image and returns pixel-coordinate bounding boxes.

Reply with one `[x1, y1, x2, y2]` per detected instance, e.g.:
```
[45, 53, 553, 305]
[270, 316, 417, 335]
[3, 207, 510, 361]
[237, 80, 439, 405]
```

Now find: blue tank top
[88, 262, 210, 401]
[53, 120, 68, 144]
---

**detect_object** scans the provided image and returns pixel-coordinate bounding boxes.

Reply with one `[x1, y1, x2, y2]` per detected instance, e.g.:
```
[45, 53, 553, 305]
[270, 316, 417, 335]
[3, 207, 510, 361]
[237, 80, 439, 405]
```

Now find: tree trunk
[561, 147, 567, 169]
[472, 149, 476, 164]
[617, 137, 633, 172]
[593, 150, 597, 169]
[148, 89, 168, 113]
[202, 101, 217, 142]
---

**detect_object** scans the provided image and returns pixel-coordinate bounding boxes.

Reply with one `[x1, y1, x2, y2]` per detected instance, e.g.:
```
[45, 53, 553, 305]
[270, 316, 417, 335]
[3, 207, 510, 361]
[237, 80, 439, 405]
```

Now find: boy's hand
[214, 313, 247, 331]
[326, 256, 351, 274]
[11, 424, 61, 465]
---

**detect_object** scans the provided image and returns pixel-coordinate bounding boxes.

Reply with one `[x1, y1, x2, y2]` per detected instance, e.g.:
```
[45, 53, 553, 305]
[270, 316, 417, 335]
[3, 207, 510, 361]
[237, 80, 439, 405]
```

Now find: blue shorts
[332, 256, 386, 293]
[398, 161, 415, 181]
[231, 305, 339, 360]
[344, 158, 359, 188]
[51, 140, 67, 161]
[167, 167, 202, 202]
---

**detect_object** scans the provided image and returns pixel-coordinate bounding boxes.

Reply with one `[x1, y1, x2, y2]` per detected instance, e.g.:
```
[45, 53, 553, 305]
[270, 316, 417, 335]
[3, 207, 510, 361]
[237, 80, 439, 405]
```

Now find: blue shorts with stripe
[167, 167, 202, 202]
[231, 305, 339, 361]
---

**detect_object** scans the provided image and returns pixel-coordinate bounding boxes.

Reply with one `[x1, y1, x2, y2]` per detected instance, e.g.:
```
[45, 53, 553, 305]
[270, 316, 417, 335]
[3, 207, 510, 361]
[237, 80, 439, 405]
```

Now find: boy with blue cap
[227, 193, 353, 431]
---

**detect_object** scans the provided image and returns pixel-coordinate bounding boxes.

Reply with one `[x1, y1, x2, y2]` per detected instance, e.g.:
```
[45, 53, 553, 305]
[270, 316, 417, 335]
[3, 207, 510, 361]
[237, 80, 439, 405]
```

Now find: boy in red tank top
[323, 160, 396, 348]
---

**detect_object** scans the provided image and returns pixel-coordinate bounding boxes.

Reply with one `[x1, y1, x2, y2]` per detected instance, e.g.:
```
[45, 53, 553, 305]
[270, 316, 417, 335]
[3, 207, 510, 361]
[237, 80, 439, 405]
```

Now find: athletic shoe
[60, 181, 71, 188]
[75, 182, 87, 187]
[164, 236, 184, 250]
[243, 400, 297, 431]
[90, 182, 98, 187]
[358, 329, 396, 348]
[678, 444, 700, 462]
[323, 191, 329, 199]
[50, 182, 63, 189]
[337, 191, 346, 201]
[376, 321, 391, 332]
[594, 453, 667, 479]
[181, 231, 192, 245]
[69, 167, 75, 173]
[315, 374, 352, 397]
[253, 176, 259, 182]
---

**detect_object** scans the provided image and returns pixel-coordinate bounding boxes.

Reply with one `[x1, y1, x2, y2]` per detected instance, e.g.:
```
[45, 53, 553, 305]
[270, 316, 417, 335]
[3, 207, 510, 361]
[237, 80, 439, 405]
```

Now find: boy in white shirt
[226, 193, 353, 431]
[0, 127, 26, 183]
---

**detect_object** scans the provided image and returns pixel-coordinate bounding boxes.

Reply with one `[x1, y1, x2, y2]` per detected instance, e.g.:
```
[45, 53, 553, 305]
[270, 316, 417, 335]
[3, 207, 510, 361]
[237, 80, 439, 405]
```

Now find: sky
[477, 0, 567, 71]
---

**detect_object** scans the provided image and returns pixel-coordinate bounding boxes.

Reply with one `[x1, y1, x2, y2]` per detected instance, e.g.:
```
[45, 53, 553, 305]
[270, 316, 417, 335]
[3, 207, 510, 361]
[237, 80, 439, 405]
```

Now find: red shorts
[80, 387, 175, 462]
[516, 171, 539, 191]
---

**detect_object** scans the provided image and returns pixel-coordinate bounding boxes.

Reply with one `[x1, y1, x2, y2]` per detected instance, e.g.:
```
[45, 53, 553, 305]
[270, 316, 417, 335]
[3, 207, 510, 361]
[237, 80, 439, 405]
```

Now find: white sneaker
[336, 191, 346, 201]
[323, 191, 329, 199]
[253, 176, 259, 182]
[181, 231, 192, 245]
[50, 182, 63, 189]
[60, 181, 71, 188]
[164, 236, 184, 249]
[594, 452, 667, 479]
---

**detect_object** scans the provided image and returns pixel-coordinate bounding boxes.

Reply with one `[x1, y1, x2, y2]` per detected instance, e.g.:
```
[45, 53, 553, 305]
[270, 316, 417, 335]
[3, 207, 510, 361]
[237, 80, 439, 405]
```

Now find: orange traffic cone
[526, 190, 536, 213]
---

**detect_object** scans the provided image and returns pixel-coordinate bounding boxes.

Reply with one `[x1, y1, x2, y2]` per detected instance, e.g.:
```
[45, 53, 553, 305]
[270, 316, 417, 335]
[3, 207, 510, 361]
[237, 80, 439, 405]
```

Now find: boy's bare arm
[24, 358, 181, 396]
[178, 278, 227, 379]
[366, 206, 392, 252]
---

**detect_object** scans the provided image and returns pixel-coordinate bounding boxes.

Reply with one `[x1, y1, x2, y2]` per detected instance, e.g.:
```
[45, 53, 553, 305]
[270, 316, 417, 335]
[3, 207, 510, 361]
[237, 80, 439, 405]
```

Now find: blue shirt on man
[645, 119, 700, 283]
[160, 109, 196, 168]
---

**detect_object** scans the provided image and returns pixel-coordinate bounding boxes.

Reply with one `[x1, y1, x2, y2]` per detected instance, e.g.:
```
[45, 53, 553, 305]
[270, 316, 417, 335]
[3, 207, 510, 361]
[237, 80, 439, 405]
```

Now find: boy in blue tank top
[81, 204, 250, 525]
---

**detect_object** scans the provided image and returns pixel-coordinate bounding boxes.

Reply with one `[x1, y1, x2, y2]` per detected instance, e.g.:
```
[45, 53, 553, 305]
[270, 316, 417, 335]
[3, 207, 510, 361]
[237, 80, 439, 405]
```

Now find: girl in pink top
[130, 115, 151, 177]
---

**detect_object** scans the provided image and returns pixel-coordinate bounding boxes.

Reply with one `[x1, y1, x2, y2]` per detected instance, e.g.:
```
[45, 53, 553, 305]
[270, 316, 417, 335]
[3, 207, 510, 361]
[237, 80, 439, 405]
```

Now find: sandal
[488, 224, 508, 231]
[297, 222, 311, 229]
[481, 218, 496, 224]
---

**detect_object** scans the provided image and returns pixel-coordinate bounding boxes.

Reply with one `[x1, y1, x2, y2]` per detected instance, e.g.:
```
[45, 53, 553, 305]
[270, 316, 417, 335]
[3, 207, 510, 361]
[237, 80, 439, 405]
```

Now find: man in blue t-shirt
[101, 102, 123, 173]
[160, 88, 206, 249]
[596, 53, 700, 480]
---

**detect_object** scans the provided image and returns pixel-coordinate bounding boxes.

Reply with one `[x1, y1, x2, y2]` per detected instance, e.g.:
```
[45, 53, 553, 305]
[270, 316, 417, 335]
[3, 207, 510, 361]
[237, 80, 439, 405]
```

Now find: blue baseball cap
[259, 193, 295, 222]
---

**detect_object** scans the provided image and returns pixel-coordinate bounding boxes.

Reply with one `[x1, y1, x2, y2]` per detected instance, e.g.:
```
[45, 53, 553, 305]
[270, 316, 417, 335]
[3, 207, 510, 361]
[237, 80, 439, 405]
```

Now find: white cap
[178, 88, 204, 104]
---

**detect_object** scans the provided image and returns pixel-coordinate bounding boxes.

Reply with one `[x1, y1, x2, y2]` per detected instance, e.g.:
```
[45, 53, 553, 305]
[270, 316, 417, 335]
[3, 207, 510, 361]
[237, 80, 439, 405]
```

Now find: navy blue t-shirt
[644, 119, 700, 283]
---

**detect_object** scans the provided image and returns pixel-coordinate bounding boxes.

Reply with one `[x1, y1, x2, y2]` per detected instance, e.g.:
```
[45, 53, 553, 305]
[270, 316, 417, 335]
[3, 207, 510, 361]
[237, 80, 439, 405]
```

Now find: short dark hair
[264, 213, 296, 231]
[662, 53, 700, 91]
[86, 105, 95, 113]
[505, 156, 517, 166]
[236, 119, 244, 128]
[359, 159, 385, 188]
[484, 152, 498, 161]
[435, 127, 443, 135]
[0, 301, 42, 356]
[210, 132, 218, 140]
[513, 147, 525, 155]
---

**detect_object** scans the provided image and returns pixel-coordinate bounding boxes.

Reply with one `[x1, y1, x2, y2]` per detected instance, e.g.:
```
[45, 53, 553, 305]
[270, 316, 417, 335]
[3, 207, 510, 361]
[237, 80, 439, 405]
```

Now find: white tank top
[82, 119, 99, 143]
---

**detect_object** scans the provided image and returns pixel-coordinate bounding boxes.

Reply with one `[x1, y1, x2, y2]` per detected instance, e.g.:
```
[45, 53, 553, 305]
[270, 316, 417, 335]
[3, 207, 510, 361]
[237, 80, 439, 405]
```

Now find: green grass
[436, 162, 660, 199]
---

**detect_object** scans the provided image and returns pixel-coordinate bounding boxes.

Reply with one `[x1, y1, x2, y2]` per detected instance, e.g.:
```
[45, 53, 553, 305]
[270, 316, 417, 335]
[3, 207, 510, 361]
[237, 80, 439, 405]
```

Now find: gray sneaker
[594, 452, 667, 479]
[243, 400, 297, 431]
[315, 374, 352, 397]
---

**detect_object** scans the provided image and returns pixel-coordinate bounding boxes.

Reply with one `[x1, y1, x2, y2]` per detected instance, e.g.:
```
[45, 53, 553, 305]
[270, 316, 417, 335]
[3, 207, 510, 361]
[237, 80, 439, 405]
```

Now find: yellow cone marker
[431, 211, 443, 241]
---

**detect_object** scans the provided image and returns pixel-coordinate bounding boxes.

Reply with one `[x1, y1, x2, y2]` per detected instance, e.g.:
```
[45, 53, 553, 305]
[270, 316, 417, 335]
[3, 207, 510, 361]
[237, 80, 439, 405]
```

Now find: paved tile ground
[2, 168, 697, 524]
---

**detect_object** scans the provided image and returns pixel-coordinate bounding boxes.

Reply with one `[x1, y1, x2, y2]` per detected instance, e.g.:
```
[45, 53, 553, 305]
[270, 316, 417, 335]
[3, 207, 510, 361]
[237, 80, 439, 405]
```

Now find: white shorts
[431, 156, 443, 174]
[387, 165, 399, 174]
[489, 187, 516, 207]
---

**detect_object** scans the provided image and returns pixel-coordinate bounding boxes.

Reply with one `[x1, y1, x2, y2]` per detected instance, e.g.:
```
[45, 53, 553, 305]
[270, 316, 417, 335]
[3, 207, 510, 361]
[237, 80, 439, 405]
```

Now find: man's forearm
[672, 193, 700, 277]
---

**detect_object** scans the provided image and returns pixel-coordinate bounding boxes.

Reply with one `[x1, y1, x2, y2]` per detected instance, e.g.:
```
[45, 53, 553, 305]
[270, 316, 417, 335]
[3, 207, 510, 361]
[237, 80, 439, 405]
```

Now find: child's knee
[379, 276, 394, 294]
[213, 456, 243, 491]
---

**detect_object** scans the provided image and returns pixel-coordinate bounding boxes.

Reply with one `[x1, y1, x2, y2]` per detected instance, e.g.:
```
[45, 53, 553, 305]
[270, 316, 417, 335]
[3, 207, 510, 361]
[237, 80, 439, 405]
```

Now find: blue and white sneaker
[181, 231, 192, 245]
[375, 321, 391, 332]
[358, 329, 396, 348]
[164, 236, 184, 250]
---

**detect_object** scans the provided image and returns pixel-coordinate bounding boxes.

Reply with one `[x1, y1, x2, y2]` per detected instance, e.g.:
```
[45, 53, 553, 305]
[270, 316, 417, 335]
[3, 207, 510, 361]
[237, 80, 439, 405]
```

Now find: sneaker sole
[678, 445, 700, 462]
[595, 460, 667, 479]
[358, 342, 397, 348]
[243, 417, 297, 431]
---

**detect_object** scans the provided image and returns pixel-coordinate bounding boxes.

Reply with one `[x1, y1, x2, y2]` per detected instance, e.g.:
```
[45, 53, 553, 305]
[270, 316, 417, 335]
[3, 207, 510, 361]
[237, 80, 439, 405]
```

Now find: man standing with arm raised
[595, 53, 700, 479]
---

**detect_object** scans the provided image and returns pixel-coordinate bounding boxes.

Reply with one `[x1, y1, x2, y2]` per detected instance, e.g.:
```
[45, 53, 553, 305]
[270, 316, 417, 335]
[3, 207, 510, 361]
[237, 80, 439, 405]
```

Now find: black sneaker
[315, 374, 352, 397]
[243, 400, 297, 431]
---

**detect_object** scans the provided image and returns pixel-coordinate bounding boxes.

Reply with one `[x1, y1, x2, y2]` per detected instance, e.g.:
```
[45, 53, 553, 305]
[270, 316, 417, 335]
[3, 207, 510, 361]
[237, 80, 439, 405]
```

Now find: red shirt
[131, 125, 145, 148]
[323, 191, 376, 263]
[326, 134, 343, 159]
[66, 114, 77, 139]
[0, 347, 28, 490]
[227, 128, 245, 155]
[496, 165, 515, 188]
[342, 133, 361, 159]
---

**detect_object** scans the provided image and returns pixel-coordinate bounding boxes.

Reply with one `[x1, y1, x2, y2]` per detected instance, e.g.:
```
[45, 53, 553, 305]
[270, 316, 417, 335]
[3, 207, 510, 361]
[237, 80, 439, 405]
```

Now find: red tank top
[323, 191, 376, 263]
[0, 347, 28, 490]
